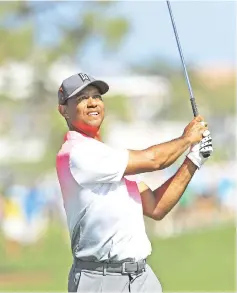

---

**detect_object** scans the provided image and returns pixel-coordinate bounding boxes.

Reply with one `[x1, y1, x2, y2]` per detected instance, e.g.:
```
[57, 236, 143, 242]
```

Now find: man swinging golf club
[56, 72, 213, 292]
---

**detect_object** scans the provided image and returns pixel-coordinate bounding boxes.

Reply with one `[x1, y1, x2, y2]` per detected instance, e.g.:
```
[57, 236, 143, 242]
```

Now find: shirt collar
[64, 131, 89, 142]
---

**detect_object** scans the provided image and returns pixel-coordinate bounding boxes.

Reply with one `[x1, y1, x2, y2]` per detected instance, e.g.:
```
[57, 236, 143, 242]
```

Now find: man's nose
[87, 96, 97, 107]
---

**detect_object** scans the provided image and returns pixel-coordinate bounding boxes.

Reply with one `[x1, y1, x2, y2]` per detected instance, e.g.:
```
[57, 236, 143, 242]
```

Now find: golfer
[56, 73, 213, 292]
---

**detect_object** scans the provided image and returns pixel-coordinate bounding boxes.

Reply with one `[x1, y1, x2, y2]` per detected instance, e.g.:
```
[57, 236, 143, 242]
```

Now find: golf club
[166, 1, 211, 158]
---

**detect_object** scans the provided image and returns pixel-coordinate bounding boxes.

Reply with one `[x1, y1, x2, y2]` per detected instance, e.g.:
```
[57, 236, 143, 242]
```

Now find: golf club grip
[191, 99, 211, 158]
[190, 98, 199, 117]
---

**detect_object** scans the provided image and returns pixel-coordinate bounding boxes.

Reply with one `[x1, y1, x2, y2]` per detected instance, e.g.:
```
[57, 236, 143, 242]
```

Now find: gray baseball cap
[58, 73, 109, 105]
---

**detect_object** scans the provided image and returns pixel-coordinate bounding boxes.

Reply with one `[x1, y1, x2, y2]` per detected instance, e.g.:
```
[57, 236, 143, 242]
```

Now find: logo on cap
[78, 73, 90, 82]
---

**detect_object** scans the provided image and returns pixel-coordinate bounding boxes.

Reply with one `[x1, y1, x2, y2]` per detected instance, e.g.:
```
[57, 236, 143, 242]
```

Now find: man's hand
[182, 115, 208, 145]
[187, 131, 213, 169]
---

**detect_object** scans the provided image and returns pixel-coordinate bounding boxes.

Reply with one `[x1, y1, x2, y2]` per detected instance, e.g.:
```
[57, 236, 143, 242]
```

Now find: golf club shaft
[166, 1, 198, 117]
[166, 1, 211, 158]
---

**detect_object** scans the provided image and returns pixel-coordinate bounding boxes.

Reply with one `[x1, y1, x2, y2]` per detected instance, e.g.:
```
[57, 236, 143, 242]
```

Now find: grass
[148, 223, 236, 292]
[0, 222, 235, 292]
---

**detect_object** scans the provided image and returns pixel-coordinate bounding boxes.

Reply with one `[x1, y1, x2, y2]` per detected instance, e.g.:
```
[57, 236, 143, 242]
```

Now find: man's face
[61, 85, 105, 132]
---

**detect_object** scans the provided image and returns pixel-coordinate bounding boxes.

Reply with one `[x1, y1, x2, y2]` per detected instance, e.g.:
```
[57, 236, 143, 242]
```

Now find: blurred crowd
[0, 172, 67, 255]
[0, 161, 235, 250]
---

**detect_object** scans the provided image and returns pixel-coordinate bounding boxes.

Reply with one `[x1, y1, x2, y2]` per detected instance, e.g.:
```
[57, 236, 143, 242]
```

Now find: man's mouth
[88, 112, 99, 116]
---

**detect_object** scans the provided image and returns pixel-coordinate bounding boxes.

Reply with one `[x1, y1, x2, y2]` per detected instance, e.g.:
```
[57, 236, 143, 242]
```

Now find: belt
[74, 259, 146, 275]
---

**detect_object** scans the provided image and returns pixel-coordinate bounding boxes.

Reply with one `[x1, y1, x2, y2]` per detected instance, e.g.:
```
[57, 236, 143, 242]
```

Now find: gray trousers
[68, 264, 162, 292]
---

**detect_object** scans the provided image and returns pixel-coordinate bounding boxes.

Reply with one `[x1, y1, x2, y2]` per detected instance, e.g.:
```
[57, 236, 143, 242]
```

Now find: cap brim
[68, 80, 109, 98]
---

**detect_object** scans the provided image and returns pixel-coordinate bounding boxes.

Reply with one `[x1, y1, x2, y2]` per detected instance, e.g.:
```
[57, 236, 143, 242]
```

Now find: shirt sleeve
[124, 174, 143, 184]
[69, 139, 129, 185]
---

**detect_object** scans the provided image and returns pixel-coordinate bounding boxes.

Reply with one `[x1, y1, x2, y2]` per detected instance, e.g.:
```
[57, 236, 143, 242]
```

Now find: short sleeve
[124, 174, 143, 184]
[135, 174, 143, 184]
[69, 139, 129, 185]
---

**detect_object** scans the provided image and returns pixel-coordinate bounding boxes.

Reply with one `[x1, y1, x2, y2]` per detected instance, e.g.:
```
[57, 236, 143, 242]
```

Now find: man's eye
[93, 95, 102, 100]
[77, 95, 88, 102]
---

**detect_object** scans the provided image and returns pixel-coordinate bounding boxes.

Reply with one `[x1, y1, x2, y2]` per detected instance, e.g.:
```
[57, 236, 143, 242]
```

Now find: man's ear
[58, 105, 69, 119]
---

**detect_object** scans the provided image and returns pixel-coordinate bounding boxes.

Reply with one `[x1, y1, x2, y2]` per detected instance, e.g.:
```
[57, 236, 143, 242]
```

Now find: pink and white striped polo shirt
[56, 131, 151, 262]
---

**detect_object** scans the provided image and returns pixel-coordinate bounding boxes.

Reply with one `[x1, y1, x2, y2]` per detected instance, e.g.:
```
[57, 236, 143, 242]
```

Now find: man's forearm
[145, 136, 191, 170]
[152, 157, 197, 220]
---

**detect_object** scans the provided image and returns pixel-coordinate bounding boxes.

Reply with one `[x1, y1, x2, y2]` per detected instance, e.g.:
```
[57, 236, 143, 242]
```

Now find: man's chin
[87, 117, 104, 127]
[73, 121, 101, 133]
[93, 121, 103, 127]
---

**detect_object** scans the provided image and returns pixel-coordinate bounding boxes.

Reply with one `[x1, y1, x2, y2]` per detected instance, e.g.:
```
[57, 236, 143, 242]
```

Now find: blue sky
[119, 1, 235, 63]
[80, 1, 236, 75]
[38, 1, 236, 75]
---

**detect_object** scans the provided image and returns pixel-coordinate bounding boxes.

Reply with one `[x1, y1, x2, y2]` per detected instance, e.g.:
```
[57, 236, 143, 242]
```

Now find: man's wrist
[179, 135, 192, 149]
[185, 156, 199, 171]
[186, 150, 202, 169]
